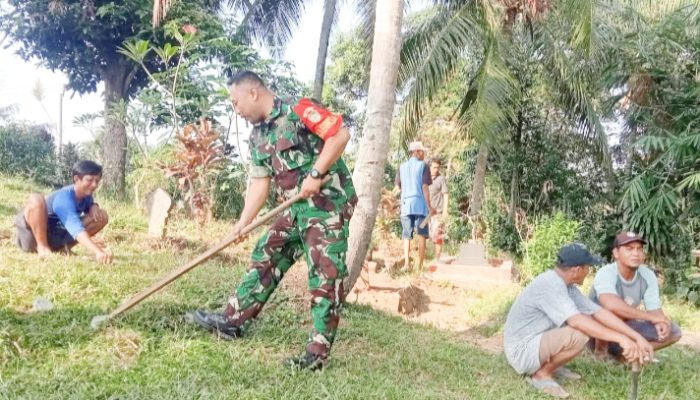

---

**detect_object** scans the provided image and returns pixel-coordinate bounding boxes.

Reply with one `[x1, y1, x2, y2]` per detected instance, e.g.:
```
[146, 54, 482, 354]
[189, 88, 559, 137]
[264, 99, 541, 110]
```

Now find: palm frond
[536, 1, 617, 180]
[397, 1, 485, 148]
[354, 0, 376, 43]
[228, 0, 306, 57]
[555, 0, 618, 59]
[454, 35, 518, 145]
[622, 0, 700, 20]
[621, 173, 650, 213]
[635, 135, 673, 153]
[543, 54, 613, 175]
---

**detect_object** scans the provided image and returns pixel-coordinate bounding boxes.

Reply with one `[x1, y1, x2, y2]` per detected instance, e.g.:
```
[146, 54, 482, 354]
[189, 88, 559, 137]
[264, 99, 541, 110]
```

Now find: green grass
[1, 174, 699, 399]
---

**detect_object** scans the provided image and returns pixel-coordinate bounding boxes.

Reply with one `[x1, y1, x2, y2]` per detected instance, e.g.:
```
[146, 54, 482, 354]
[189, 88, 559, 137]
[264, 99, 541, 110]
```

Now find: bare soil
[278, 261, 700, 353]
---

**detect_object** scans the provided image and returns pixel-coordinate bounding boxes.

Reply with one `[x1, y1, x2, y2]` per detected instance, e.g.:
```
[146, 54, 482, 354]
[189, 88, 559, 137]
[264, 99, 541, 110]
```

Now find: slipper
[554, 367, 581, 381]
[525, 377, 570, 398]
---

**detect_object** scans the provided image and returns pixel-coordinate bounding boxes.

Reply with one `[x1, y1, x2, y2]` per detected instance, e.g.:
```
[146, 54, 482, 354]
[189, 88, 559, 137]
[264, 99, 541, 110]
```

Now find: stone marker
[454, 242, 489, 266]
[146, 188, 173, 239]
[32, 297, 53, 312]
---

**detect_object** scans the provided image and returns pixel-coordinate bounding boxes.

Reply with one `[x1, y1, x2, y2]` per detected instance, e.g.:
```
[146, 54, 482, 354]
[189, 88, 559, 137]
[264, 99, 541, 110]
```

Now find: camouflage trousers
[224, 206, 350, 359]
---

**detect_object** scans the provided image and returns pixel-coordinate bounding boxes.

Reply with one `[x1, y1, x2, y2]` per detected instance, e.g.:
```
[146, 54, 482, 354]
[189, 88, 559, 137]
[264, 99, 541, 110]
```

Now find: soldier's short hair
[228, 70, 266, 88]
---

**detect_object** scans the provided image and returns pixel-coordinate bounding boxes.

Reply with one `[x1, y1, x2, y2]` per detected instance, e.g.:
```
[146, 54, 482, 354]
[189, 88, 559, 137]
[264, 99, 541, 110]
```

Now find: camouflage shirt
[249, 97, 357, 214]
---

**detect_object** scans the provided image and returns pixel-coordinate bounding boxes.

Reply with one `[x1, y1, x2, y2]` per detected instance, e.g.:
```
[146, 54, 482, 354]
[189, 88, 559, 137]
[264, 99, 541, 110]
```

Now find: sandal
[554, 367, 581, 381]
[525, 377, 570, 398]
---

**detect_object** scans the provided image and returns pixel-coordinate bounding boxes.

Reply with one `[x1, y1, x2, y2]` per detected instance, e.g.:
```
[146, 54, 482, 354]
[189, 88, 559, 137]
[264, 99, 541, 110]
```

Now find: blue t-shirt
[45, 185, 94, 239]
[396, 157, 432, 216]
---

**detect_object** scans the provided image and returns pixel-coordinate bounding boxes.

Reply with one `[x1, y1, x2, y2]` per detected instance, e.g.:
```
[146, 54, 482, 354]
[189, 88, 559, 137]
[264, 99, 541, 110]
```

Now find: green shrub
[55, 142, 82, 185]
[656, 227, 700, 306]
[212, 162, 246, 220]
[0, 122, 56, 185]
[483, 197, 521, 258]
[574, 205, 621, 261]
[444, 146, 477, 246]
[445, 217, 471, 246]
[521, 212, 579, 283]
[126, 144, 177, 208]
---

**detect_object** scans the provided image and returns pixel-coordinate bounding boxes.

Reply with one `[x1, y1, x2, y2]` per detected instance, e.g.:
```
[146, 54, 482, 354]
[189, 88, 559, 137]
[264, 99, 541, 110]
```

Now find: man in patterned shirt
[192, 70, 357, 371]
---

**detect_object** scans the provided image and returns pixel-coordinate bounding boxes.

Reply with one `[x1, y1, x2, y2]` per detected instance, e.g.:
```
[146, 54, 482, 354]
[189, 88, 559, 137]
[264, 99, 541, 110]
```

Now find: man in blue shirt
[395, 141, 435, 272]
[589, 232, 682, 360]
[15, 160, 112, 264]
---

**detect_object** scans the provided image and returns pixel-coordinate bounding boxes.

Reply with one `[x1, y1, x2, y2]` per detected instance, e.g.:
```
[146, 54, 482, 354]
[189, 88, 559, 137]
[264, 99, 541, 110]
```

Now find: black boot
[191, 309, 242, 340]
[284, 351, 326, 371]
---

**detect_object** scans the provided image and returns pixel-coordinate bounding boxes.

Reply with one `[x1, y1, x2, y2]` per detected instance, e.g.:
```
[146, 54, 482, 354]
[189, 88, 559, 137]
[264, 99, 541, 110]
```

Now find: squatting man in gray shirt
[503, 243, 655, 398]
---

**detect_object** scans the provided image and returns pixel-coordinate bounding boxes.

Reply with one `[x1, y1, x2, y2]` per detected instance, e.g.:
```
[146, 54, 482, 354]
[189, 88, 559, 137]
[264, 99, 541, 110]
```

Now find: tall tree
[344, 0, 404, 293]
[1, 0, 224, 197]
[609, 2, 700, 258]
[313, 0, 338, 100]
[153, 1, 361, 106]
[398, 0, 614, 221]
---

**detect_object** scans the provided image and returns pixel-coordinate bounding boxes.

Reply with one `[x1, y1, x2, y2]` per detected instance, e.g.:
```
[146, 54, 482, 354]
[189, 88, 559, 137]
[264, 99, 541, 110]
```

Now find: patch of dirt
[73, 328, 143, 370]
[278, 261, 511, 352]
[102, 327, 142, 368]
[349, 267, 504, 333]
[278, 263, 700, 353]
[143, 236, 191, 251]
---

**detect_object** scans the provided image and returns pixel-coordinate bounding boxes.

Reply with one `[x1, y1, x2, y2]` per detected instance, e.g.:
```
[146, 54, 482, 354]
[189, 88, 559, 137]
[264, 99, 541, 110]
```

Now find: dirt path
[279, 263, 515, 352]
[279, 263, 700, 353]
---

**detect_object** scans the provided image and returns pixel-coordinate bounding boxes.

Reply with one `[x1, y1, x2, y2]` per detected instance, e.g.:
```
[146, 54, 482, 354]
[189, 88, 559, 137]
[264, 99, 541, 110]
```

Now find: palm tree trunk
[344, 0, 404, 294]
[469, 142, 488, 216]
[313, 0, 337, 100]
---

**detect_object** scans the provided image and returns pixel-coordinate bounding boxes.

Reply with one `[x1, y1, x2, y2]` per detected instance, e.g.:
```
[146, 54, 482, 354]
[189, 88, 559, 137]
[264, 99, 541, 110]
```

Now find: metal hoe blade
[90, 315, 110, 330]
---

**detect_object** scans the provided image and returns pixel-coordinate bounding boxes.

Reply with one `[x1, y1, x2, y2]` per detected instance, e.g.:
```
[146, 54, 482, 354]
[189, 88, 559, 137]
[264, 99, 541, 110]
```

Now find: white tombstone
[146, 188, 173, 238]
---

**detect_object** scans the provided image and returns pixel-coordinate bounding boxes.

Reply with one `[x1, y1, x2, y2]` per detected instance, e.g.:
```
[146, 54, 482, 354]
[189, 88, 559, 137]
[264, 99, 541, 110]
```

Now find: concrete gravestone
[146, 188, 173, 239]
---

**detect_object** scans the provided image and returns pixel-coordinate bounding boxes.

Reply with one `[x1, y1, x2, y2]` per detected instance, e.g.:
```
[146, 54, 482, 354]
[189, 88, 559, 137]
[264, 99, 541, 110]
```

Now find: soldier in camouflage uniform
[192, 70, 357, 371]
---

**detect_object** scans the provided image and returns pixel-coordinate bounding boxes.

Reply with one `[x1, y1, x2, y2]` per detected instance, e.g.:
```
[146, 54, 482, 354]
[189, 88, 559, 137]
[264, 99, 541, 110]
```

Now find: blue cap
[556, 243, 603, 268]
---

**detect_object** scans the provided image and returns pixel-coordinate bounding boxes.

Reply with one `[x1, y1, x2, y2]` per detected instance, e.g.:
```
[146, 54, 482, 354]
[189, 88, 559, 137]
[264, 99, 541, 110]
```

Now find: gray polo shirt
[503, 269, 601, 375]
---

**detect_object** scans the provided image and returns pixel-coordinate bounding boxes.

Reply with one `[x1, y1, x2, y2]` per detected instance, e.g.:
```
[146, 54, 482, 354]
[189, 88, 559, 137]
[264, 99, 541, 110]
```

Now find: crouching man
[589, 232, 681, 360]
[14, 160, 111, 264]
[503, 243, 654, 398]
